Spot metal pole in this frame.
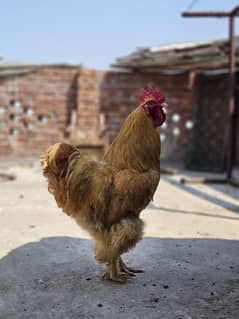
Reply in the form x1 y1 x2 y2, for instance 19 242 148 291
226 15 236 180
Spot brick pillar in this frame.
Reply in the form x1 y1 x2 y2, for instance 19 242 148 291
74 68 107 155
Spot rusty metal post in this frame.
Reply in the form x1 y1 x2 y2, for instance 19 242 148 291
226 15 236 180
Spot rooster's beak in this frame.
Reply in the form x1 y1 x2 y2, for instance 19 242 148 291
161 102 168 108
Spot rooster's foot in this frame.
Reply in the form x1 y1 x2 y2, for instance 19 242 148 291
102 270 129 283
102 260 130 283
119 258 144 275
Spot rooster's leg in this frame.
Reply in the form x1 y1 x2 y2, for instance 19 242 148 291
119 257 144 274
102 258 130 283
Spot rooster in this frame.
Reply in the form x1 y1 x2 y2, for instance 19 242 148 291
40 88 167 282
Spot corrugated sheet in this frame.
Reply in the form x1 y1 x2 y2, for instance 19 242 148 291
113 38 239 72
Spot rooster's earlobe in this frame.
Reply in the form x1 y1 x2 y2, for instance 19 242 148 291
161 102 168 108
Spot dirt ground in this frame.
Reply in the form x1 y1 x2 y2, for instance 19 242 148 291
0 161 239 319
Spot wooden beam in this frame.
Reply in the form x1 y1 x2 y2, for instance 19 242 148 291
182 11 230 18
182 6 239 18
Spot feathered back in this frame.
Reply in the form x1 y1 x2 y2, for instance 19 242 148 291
103 105 161 172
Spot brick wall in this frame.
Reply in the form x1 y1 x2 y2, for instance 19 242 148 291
0 67 79 157
0 66 194 161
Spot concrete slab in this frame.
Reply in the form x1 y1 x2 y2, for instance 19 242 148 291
0 163 239 319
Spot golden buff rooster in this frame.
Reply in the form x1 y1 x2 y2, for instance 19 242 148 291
40 88 167 282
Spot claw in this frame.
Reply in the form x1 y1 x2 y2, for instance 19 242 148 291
122 267 136 277
102 260 130 283
102 271 109 280
119 262 136 276
102 270 129 283
119 258 144 274
126 266 144 273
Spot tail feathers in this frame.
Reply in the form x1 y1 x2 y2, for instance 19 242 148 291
40 142 81 212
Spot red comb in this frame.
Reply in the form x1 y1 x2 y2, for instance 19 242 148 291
139 87 165 103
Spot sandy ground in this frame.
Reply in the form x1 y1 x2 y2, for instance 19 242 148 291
0 162 239 319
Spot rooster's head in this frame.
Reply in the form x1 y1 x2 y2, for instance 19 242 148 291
139 87 167 127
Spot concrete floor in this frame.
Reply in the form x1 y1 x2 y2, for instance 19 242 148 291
0 162 239 319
